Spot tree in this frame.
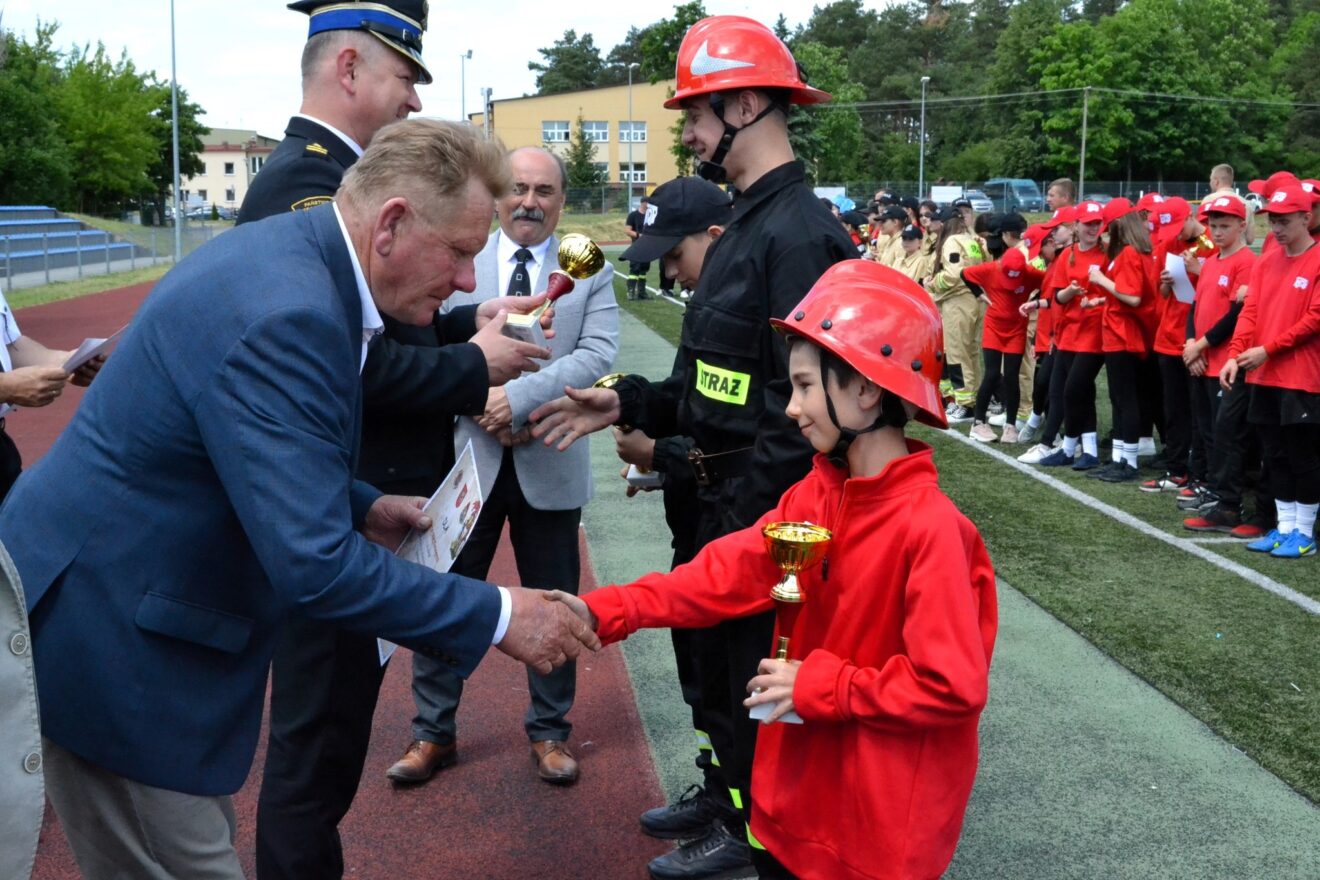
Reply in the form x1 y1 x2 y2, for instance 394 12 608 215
788 42 868 184
1272 11 1320 171
143 78 208 226
639 1 707 82
562 115 606 191
0 23 73 206
529 30 606 95
55 41 158 213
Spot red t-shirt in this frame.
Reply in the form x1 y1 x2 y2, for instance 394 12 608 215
1050 244 1107 353
1101 247 1153 354
1193 247 1255 375
1030 255 1054 354
1229 243 1320 392
963 250 1045 354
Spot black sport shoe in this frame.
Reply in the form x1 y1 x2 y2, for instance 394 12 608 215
647 823 753 879
640 785 725 840
1099 462 1140 483
1086 460 1120 479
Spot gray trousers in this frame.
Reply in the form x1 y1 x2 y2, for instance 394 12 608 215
410 454 581 744
43 739 243 880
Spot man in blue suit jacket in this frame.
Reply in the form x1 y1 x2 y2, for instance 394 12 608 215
0 119 599 879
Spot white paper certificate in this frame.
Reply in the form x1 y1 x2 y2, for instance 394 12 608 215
1165 252 1197 305
62 324 127 372
377 440 485 665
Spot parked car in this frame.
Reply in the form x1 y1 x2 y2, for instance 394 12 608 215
1244 192 1265 212
982 178 1045 212
959 189 995 214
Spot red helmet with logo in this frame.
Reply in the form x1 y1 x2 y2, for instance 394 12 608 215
771 261 948 429
665 16 831 110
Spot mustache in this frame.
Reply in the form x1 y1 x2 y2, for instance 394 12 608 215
511 206 545 223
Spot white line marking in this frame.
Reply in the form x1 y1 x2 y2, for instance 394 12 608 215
941 428 1320 616
643 285 687 308
1188 537 1254 545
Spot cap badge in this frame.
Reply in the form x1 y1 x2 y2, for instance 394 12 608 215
644 204 659 227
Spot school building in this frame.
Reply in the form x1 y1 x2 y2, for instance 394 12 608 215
176 128 281 212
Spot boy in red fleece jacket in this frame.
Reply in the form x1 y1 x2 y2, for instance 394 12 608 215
554 261 998 880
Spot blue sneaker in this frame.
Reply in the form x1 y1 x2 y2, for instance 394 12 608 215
1038 449 1073 466
1270 530 1316 559
1246 529 1285 553
1071 453 1101 471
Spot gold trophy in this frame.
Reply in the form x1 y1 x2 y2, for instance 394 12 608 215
749 521 831 725
593 372 659 489
502 233 605 348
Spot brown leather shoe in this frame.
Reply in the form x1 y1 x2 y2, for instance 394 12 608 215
385 740 457 785
530 740 578 785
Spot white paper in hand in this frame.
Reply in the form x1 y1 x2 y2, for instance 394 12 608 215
62 324 127 372
1164 252 1197 305
377 440 485 665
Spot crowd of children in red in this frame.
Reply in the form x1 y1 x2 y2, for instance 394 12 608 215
862 168 1319 560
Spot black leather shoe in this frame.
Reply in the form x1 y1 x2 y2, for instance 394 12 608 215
640 785 725 840
647 824 752 879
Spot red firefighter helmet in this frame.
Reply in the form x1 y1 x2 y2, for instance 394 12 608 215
770 261 948 429
665 16 831 110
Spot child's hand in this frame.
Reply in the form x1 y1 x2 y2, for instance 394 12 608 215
744 658 801 724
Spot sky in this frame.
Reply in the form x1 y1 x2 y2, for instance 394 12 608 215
2 0 855 139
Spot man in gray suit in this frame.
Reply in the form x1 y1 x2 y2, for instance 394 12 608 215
386 147 618 787
1 542 40 880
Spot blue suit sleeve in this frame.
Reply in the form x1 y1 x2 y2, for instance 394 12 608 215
192 305 500 675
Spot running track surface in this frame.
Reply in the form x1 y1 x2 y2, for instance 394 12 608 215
21 282 670 879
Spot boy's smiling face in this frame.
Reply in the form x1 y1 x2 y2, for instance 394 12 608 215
787 342 845 455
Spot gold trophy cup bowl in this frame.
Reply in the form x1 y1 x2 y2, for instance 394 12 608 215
750 521 831 725
503 234 605 347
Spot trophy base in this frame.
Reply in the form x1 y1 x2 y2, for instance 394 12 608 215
626 464 663 489
748 701 802 725
501 313 547 349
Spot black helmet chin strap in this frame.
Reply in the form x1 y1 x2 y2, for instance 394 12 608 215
697 92 781 184
820 355 882 468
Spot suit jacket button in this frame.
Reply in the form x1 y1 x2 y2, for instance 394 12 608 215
23 751 41 773
447 657 460 667
387 467 397 475
9 632 28 655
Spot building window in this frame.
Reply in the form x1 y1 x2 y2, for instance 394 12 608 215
542 121 570 143
224 162 235 176
619 163 646 183
593 162 608 178
582 121 608 142
619 121 647 143
250 156 264 175
198 189 208 201
225 187 236 203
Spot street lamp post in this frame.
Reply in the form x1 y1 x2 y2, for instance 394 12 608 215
627 62 639 210
918 75 931 200
460 50 472 120
170 0 182 261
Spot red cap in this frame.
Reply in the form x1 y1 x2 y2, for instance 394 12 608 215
1022 223 1053 259
1303 180 1320 199
1248 171 1301 197
1198 194 1247 220
666 16 831 110
771 261 947 428
1261 185 1317 215
1100 197 1134 231
1075 201 1106 224
1043 205 1077 229
1150 197 1192 246
1135 192 1166 213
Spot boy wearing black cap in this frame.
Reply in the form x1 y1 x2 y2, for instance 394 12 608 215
624 197 654 300
872 206 908 267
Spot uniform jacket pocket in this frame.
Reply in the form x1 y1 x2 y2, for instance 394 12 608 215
134 591 254 654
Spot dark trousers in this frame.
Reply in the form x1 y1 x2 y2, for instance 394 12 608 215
1104 351 1142 445
751 848 799 879
1256 421 1320 504
1063 352 1103 439
1039 350 1073 447
1137 354 1163 441
1208 379 1258 508
1157 353 1193 477
256 621 386 880
975 348 1023 423
0 425 21 504
410 452 581 744
1190 376 1223 481
1032 351 1052 417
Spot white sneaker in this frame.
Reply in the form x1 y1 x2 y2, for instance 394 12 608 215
1018 422 1039 445
947 405 974 424
1017 443 1056 464
988 411 1007 427
970 422 997 443
1138 436 1157 457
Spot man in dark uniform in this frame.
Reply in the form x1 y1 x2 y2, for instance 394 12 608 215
532 15 855 879
623 197 652 300
239 4 550 879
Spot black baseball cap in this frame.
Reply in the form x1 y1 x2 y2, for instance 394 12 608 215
951 197 973 210
900 223 924 241
878 206 907 223
290 0 432 84
932 205 959 223
621 177 733 263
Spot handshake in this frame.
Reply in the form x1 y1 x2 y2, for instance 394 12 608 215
495 587 600 675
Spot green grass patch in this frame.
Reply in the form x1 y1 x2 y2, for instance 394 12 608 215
8 265 169 310
616 297 1319 801
610 271 685 343
917 425 1320 802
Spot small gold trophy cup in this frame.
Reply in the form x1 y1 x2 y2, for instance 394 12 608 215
502 234 605 348
749 522 831 725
